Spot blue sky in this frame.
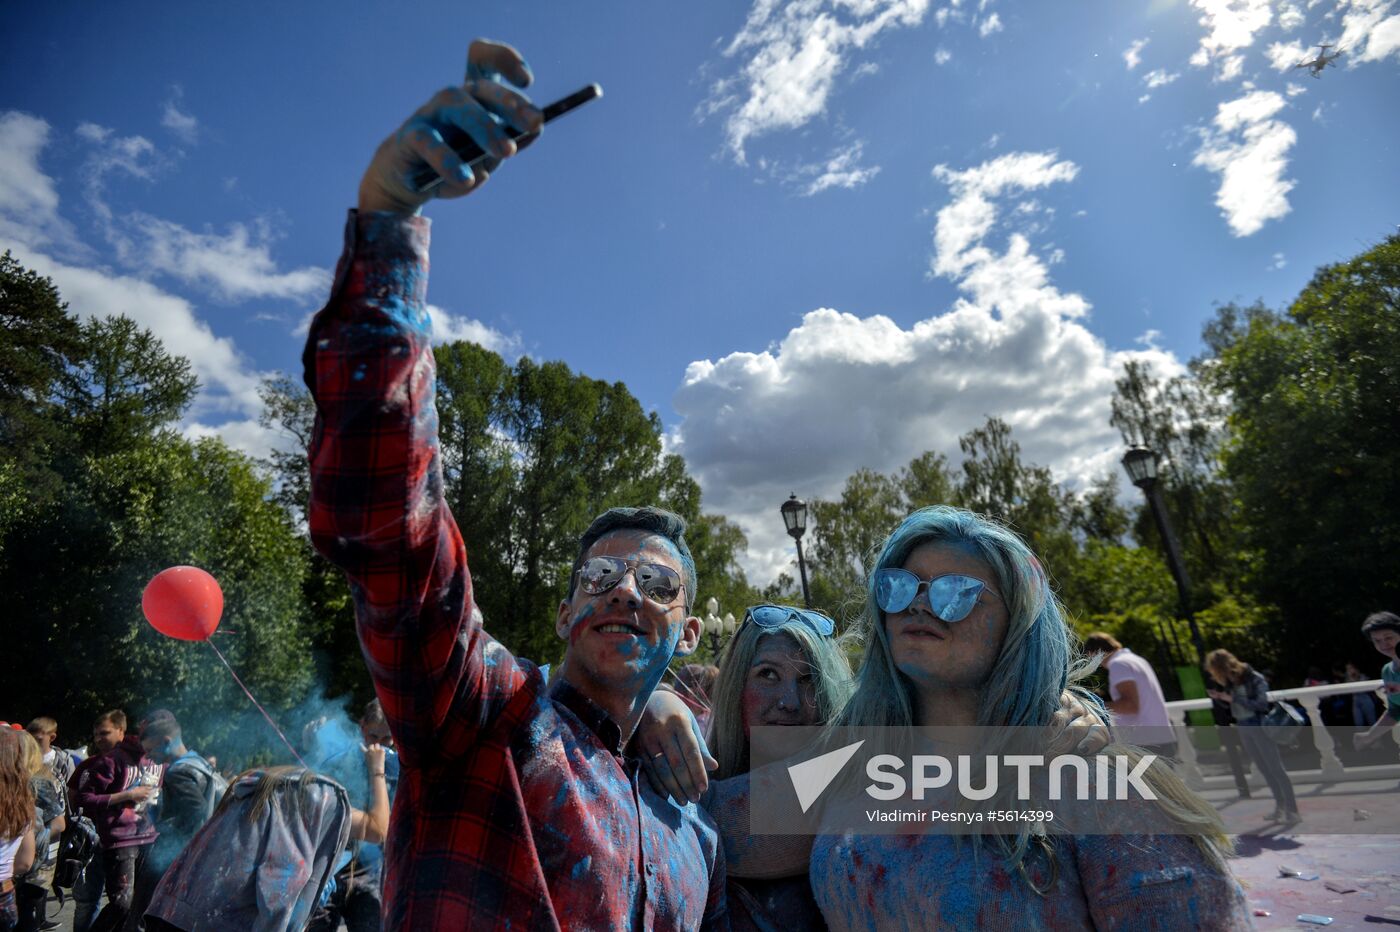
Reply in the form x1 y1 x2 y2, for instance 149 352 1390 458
3 0 1398 584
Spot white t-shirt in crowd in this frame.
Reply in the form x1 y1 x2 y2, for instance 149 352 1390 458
0 833 22 883
1105 648 1176 747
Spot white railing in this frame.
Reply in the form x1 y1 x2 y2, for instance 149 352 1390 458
1162 679 1398 791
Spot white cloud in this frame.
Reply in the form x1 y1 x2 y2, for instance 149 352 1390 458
0 108 322 463
670 150 1184 584
1337 0 1400 63
1188 0 1273 79
62 124 331 303
73 122 162 223
108 213 331 303
794 142 882 195
161 86 199 144
1143 68 1181 88
1192 89 1297 236
852 62 881 78
1269 251 1287 269
706 0 932 162
0 112 81 253
1216 53 1247 80
934 47 953 64
1267 40 1312 70
3 239 266 421
978 11 1003 36
1286 82 1309 95
184 418 283 463
1278 2 1307 30
1124 37 1149 69
427 304 520 356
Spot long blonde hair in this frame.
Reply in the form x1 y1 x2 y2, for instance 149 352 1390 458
18 731 53 782
0 729 35 839
707 610 855 780
215 766 321 824
1206 648 1248 685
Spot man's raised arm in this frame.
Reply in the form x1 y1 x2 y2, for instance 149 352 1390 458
303 41 544 767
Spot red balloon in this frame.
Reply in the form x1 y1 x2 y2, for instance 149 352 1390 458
142 566 223 641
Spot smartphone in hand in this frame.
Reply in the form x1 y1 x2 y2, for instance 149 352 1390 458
411 84 603 193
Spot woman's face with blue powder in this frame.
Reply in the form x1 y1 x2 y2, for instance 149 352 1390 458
882 542 1010 693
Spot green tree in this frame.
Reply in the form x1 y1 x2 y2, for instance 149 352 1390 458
257 374 367 704
1206 235 1400 666
0 287 310 747
0 252 82 527
956 416 1078 577
60 315 198 456
427 340 751 663
1110 358 1242 599
808 468 905 608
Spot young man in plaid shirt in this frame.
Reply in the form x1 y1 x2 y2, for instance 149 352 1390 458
304 38 727 931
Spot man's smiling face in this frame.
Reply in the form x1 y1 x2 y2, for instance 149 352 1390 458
556 529 700 695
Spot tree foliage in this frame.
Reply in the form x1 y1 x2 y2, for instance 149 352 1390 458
0 251 82 522
0 256 310 744
431 340 754 663
1204 235 1400 666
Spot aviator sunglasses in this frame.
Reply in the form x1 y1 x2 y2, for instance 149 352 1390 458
743 604 835 638
873 569 1002 622
576 556 685 605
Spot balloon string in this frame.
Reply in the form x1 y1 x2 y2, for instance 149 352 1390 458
206 640 308 768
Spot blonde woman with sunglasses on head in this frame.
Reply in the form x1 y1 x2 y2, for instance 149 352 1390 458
643 605 854 931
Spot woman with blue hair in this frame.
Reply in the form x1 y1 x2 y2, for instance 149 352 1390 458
643 506 1250 929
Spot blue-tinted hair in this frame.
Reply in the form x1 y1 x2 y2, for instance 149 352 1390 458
839 505 1071 729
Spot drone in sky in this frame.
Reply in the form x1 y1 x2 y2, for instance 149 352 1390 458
1295 44 1343 78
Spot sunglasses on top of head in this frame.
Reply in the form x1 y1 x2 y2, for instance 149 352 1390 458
576 556 686 605
872 569 1002 622
742 604 835 638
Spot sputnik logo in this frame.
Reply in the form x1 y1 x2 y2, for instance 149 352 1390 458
788 740 865 813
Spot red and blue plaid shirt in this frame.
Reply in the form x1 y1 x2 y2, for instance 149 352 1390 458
305 211 727 931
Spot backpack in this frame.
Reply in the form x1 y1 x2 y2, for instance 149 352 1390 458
52 812 99 891
169 752 228 824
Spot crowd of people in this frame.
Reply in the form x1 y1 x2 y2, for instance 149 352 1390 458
4 35 1400 932
0 701 395 932
1 601 1394 930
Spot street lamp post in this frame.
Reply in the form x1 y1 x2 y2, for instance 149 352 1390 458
780 493 812 609
1122 445 1249 797
1121 446 1205 663
702 597 737 658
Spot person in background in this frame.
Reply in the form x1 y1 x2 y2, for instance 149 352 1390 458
306 699 399 932
143 748 388 932
23 722 72 812
1344 661 1382 728
1205 649 1301 824
1 729 38 932
1354 612 1400 752
66 748 107 932
1083 632 1179 760
13 733 63 932
69 711 163 932
132 712 219 929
